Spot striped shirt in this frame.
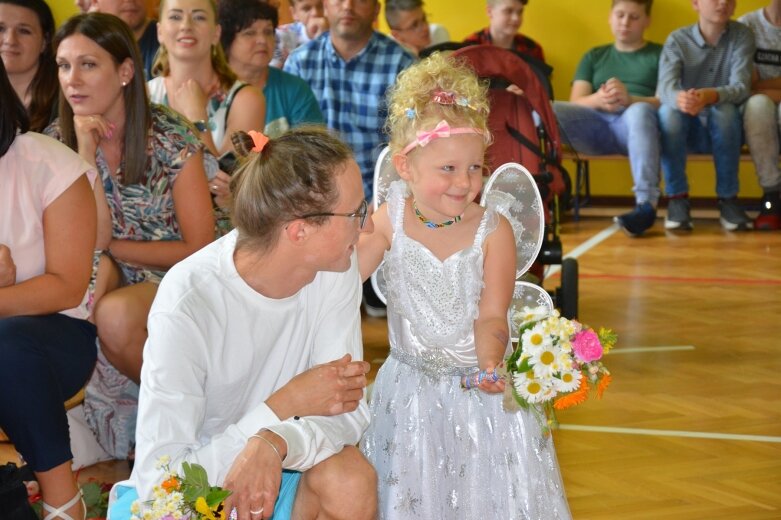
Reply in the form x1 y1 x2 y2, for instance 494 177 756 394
284 32 415 199
657 20 755 107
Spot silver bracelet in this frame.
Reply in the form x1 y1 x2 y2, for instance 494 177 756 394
250 432 284 463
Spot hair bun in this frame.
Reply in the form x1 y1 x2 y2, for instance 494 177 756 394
231 130 254 157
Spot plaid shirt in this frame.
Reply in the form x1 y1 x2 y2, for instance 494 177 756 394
284 32 415 199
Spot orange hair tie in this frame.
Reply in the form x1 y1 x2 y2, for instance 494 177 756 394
248 130 269 153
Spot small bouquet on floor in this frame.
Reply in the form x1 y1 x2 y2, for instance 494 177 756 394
131 456 231 520
504 306 616 433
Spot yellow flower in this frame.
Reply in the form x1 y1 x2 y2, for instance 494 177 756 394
195 496 217 520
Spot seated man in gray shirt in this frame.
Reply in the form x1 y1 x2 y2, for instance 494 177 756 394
657 0 755 231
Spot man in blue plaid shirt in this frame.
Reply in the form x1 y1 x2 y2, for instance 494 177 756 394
284 0 415 202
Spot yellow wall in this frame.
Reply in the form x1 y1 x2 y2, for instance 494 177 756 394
48 1 76 28
410 0 770 199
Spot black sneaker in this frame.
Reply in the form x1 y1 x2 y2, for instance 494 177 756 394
664 197 693 231
754 191 781 230
614 202 657 237
718 198 752 231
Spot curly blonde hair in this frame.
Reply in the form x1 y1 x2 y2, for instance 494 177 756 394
386 54 491 156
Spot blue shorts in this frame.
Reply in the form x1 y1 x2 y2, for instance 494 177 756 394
109 470 302 519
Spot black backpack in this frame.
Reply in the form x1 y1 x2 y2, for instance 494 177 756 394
0 463 38 520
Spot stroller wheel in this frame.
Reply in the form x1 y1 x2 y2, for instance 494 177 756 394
557 257 578 319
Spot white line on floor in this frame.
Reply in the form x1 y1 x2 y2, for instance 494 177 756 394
558 424 781 443
545 224 619 280
610 346 695 354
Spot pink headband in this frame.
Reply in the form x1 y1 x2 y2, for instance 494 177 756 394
400 120 484 156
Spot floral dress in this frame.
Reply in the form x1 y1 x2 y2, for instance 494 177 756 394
147 78 246 235
360 181 571 520
45 104 204 459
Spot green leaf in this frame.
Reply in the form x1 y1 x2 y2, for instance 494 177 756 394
205 487 232 507
511 384 530 410
516 359 532 374
80 481 109 518
181 462 210 502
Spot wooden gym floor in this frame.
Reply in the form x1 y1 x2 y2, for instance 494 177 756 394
3 209 780 519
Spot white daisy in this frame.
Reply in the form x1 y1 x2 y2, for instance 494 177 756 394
520 323 552 356
513 370 553 404
553 368 582 393
514 305 550 327
530 344 563 379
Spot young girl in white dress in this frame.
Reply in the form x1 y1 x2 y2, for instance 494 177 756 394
358 53 571 519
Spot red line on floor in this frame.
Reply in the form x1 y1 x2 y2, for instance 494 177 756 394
550 273 781 285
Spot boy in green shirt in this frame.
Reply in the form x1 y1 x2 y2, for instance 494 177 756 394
554 0 662 236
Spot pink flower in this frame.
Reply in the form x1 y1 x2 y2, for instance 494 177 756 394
572 329 603 362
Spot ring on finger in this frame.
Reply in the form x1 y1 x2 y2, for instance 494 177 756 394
250 507 264 516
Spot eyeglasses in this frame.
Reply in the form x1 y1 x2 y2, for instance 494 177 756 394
298 199 369 228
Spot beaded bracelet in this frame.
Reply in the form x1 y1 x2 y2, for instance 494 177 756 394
250 433 284 463
460 369 501 390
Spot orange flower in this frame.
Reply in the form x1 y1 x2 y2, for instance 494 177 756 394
553 379 589 410
161 476 180 493
596 374 612 398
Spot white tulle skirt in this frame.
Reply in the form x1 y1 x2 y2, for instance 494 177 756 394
360 354 572 520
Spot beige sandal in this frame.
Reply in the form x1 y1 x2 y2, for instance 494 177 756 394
42 488 85 520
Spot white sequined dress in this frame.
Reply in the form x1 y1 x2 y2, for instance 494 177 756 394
361 181 571 519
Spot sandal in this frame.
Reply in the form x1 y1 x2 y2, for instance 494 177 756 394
42 488 85 520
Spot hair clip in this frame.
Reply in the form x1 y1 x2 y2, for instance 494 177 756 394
432 89 477 111
432 90 456 105
405 108 416 119
248 130 269 153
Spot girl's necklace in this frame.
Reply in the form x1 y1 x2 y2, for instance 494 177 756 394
412 200 462 229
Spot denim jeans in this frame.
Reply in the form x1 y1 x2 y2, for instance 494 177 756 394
658 103 742 198
554 101 661 205
743 93 781 192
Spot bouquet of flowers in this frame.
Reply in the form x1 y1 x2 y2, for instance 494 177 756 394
131 456 231 520
503 306 616 433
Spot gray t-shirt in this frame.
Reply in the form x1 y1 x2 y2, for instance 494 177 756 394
739 8 781 81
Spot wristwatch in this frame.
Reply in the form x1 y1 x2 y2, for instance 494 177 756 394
193 119 209 133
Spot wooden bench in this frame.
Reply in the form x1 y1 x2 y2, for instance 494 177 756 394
562 150 756 220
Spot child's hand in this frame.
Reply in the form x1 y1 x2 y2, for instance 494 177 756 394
476 365 506 394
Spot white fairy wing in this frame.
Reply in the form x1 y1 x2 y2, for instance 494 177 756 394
369 146 400 305
372 146 401 211
480 162 544 279
508 281 554 343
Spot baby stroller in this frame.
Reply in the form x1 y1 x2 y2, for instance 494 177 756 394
450 45 578 319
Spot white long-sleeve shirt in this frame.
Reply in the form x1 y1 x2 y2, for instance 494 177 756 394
131 230 369 500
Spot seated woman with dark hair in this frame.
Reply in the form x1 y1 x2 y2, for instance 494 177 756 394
0 57 98 520
218 0 324 138
0 0 58 132
47 13 215 389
